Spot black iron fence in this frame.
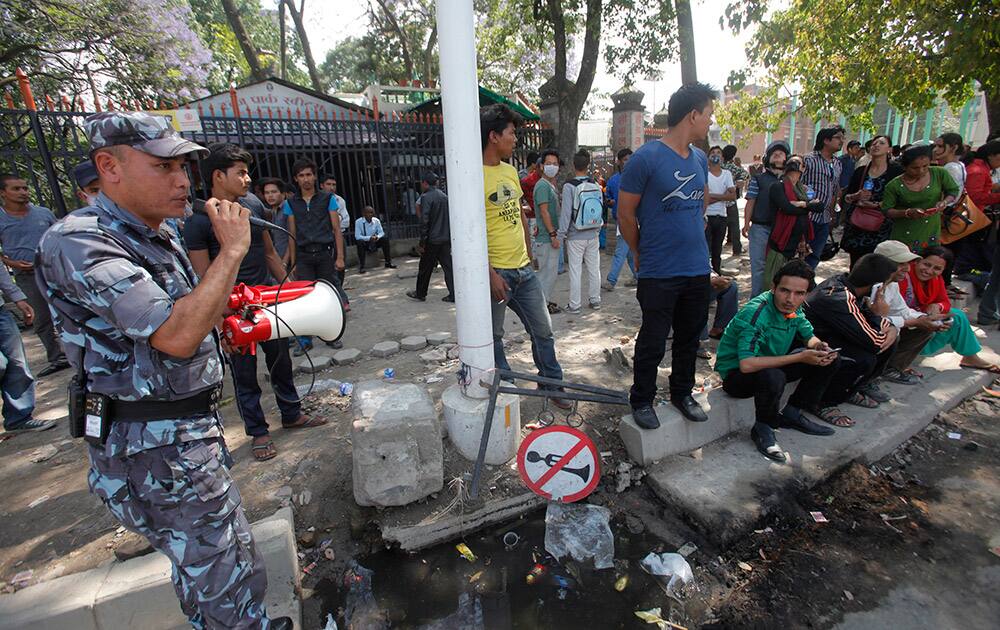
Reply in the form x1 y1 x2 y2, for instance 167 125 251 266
0 106 554 240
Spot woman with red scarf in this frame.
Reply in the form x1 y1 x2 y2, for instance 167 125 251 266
761 157 826 290
899 246 1000 372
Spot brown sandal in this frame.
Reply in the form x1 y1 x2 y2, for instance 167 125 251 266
811 406 855 428
252 437 277 461
282 414 328 429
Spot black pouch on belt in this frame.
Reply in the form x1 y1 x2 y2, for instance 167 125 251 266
83 393 112 446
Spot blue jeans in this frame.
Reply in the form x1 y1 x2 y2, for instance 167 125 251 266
805 220 831 269
748 223 772 297
491 266 563 385
607 235 636 286
598 226 607 249
0 310 35 429
557 242 565 274
701 282 739 340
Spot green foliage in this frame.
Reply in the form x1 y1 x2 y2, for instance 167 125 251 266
718 0 1000 134
603 0 680 83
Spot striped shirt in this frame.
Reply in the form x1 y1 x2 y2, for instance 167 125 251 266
802 151 842 224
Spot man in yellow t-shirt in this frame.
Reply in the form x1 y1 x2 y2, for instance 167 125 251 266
481 104 568 408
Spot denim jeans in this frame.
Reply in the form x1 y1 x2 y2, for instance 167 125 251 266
977 240 1000 325
491 266 563 385
598 225 607 249
630 275 710 407
606 233 635 286
805 220 831 269
700 282 739 340
557 242 565 274
0 310 35 429
748 223 772 297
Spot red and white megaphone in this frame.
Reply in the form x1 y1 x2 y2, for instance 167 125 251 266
222 280 345 353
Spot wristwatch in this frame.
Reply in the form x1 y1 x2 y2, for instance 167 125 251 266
549 231 557 238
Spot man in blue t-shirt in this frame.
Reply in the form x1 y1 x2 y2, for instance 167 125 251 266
617 83 716 430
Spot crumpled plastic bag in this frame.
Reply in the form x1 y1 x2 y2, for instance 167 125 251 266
418 593 484 629
342 560 388 629
640 552 693 594
544 502 614 570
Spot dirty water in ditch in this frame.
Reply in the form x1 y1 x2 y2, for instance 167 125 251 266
315 510 688 629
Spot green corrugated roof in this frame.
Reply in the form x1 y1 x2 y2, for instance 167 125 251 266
408 86 540 121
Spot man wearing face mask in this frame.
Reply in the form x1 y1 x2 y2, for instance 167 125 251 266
742 140 790 296
73 160 102 208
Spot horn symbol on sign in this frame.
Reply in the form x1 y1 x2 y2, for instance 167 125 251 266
526 450 591 482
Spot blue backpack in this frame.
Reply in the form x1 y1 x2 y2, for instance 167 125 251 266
571 178 604 231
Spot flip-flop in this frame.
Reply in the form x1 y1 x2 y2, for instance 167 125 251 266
811 406 856 428
282 415 328 429
252 438 277 462
960 363 1000 374
847 391 879 408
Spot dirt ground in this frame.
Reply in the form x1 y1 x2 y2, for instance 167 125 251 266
3 223 996 630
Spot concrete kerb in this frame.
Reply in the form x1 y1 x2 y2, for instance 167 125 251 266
0 507 300 630
642 344 999 544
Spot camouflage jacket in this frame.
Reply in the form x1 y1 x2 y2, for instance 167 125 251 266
35 193 224 457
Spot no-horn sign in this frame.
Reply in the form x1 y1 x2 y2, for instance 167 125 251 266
517 425 600 502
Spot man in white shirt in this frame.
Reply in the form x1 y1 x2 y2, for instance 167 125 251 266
354 206 396 273
320 174 351 235
870 240 949 385
705 146 736 274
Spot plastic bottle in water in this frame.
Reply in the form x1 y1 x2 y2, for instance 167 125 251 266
339 382 354 396
383 368 395 380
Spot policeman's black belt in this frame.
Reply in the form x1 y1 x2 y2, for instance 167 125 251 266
111 386 223 422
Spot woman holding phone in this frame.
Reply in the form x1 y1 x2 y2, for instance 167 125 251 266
881 143 960 253
898 246 1000 373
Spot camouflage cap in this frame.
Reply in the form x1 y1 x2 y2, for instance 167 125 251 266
71 160 98 188
85 112 208 159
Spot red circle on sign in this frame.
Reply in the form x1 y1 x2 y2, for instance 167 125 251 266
517 425 601 503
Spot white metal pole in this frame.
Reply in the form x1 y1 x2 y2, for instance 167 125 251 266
437 0 493 399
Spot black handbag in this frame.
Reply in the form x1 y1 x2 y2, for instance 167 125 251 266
820 230 840 261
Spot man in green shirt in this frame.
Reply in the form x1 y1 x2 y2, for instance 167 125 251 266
533 149 563 313
715 259 842 462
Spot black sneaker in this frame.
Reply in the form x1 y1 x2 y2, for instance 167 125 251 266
406 290 426 302
37 361 70 377
7 418 56 432
631 405 660 430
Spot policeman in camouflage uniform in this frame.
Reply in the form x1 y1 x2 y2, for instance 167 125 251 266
35 112 292 630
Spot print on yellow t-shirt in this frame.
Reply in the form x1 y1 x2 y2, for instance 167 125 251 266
483 162 531 269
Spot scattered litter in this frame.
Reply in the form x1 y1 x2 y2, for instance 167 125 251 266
990 546 1000 558
339 382 354 396
456 543 477 563
301 561 317 575
29 444 59 462
677 542 698 557
737 561 753 572
10 570 32 588
383 368 396 380
614 575 629 591
425 376 443 384
298 489 312 506
634 607 687 629
27 495 49 509
0 433 14 443
880 513 905 534
544 502 614 570
469 570 484 583
758 548 767 561
809 511 828 523
297 378 341 397
753 527 774 535
599 450 613 459
418 592 484 629
115 526 126 535
322 613 339 630
640 552 693 594
947 432 962 440
324 548 336 561
844 590 854 601
964 441 980 452
275 486 293 499
525 563 547 585
502 531 520 550
343 561 388 629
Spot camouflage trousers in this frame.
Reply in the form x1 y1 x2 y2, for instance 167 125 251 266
88 437 273 629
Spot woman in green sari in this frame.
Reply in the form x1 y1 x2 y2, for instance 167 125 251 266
881 143 959 252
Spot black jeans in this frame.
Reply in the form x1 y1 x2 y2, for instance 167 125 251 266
295 245 346 331
723 359 841 429
357 237 393 268
414 241 455 298
228 339 301 437
630 275 710 408
726 203 743 254
821 337 897 406
705 215 727 274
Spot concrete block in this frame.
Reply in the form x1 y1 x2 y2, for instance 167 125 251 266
351 380 443 506
644 348 998 544
0 508 300 630
443 383 521 465
332 348 362 365
0 563 112 630
619 386 795 466
401 335 428 351
419 348 448 364
426 332 453 346
371 341 400 358
297 355 331 374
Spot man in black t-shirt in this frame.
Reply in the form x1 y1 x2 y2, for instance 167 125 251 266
186 144 326 462
406 172 454 302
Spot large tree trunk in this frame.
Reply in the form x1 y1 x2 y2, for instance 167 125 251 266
222 0 265 81
423 25 437 83
674 0 697 85
546 0 602 169
283 0 323 91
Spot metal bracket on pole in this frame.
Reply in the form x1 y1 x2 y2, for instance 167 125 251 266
467 369 629 499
